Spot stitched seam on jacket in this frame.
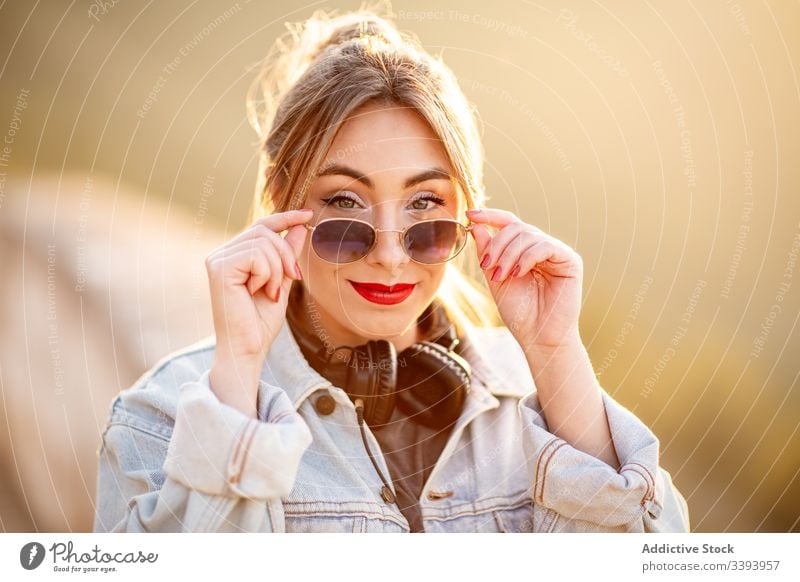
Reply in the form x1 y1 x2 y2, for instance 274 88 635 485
627 461 656 503
99 395 124 450
424 498 533 522
533 437 562 503
541 506 558 532
190 494 216 532
270 410 294 424
284 510 393 518
108 413 173 440
620 464 651 506
130 343 216 394
228 422 246 483
229 419 255 484
205 496 231 532
236 420 260 485
440 492 531 510
105 420 172 444
539 441 568 504
284 510 407 529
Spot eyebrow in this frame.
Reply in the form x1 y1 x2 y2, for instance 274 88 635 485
317 163 453 189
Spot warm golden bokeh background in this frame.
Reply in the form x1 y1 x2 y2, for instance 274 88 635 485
0 1 797 532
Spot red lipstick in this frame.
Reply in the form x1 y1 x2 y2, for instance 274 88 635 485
348 281 416 305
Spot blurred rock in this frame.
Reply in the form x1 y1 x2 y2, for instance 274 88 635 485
0 174 222 531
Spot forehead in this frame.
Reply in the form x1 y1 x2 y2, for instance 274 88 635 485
322 103 453 175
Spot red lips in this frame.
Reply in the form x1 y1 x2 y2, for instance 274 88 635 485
351 282 415 292
348 281 416 305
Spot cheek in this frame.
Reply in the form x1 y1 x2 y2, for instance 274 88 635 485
302 254 337 290
414 265 446 297
427 265 447 284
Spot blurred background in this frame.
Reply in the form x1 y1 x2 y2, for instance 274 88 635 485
0 0 797 533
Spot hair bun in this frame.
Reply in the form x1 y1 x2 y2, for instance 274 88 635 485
323 14 401 48
303 10 403 62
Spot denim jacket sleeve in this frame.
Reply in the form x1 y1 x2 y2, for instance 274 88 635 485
93 368 313 532
518 388 691 533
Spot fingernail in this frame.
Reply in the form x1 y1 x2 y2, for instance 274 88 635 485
275 288 281 302
300 208 314 213
294 262 303 280
511 265 521 278
480 254 491 269
491 266 502 282
466 208 481 215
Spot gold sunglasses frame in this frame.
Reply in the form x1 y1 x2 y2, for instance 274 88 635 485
303 217 475 265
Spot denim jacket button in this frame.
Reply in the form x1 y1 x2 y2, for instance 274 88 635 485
314 394 336 415
380 485 396 504
427 490 454 501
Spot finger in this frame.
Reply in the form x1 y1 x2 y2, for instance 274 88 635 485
214 245 272 295
277 270 299 306
214 239 281 300
260 239 284 302
469 223 492 258
479 222 527 271
261 226 303 282
514 240 575 279
243 246 273 297
256 208 315 234
206 225 268 266
224 210 311 268
465 207 524 229
488 232 535 283
222 222 280 250
283 222 309 259
212 234 300 284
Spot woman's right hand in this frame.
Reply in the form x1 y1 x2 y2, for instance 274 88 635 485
205 208 314 416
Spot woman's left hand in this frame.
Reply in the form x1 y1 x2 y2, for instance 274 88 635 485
466 207 584 350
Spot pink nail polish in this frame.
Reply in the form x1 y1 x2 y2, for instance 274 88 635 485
480 254 491 268
511 265 521 278
491 266 502 281
294 262 303 280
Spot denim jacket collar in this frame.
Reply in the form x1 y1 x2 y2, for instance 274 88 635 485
257 316 529 418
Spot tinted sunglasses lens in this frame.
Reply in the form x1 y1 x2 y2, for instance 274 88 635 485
311 219 374 263
405 221 467 264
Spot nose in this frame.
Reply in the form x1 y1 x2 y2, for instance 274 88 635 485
365 220 409 271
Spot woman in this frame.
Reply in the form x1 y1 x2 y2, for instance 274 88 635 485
93 8 690 533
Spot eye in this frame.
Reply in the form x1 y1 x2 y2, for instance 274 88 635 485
320 191 364 210
408 192 446 211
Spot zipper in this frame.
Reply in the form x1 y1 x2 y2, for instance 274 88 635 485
353 398 396 504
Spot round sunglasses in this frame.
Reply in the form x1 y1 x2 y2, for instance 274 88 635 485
304 217 474 265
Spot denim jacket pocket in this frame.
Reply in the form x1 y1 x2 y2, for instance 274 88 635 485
284 514 367 533
283 502 405 533
492 502 535 533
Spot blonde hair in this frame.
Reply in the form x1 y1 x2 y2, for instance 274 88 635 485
245 1 501 331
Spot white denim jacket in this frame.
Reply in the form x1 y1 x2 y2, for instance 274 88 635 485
92 320 691 533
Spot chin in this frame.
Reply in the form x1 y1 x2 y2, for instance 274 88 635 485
344 290 425 334
342 310 414 340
